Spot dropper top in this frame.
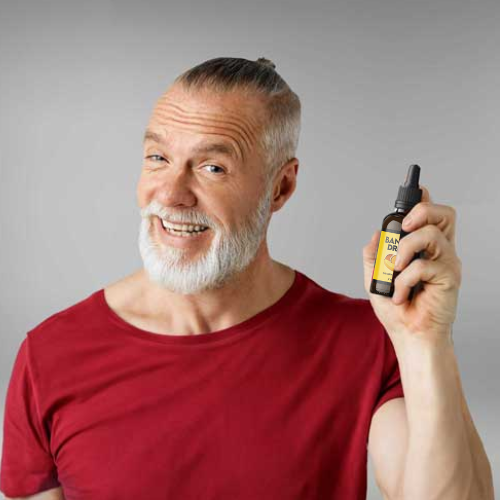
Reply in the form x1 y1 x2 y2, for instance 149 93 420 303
403 164 420 188
395 164 423 210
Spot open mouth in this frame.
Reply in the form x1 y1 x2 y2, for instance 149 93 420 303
157 217 210 238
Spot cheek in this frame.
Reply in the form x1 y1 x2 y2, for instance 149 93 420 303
136 185 147 207
204 197 242 233
136 176 157 204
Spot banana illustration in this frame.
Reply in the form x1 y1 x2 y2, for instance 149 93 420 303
384 253 397 272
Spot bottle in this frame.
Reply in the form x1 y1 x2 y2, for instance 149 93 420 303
370 164 425 300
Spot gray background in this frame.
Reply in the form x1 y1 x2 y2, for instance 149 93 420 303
1 0 498 497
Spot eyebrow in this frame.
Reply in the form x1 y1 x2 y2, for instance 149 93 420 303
143 130 239 160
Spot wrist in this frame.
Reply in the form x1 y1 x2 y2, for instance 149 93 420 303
394 324 454 355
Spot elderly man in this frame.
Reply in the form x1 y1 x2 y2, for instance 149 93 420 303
1 57 494 500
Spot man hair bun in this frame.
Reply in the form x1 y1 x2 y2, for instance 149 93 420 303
256 57 276 70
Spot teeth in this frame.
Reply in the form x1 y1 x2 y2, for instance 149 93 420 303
165 227 205 237
160 218 208 233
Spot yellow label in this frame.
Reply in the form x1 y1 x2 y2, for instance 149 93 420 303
372 230 400 283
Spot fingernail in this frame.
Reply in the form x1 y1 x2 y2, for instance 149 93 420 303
403 215 412 227
394 255 401 269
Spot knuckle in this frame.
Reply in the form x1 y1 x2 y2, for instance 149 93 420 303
394 274 404 287
414 258 426 273
426 224 441 238
410 205 421 218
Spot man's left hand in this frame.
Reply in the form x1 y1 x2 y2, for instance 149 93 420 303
363 185 462 346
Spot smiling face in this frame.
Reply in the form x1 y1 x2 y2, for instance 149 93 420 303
136 84 277 295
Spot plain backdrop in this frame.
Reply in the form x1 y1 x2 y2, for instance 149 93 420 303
1 0 499 497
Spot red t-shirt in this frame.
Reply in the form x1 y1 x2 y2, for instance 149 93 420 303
1 269 404 499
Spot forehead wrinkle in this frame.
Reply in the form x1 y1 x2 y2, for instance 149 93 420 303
162 99 259 138
154 106 254 156
153 112 248 160
143 123 245 159
156 99 258 155
152 108 252 162
144 128 240 160
155 120 246 160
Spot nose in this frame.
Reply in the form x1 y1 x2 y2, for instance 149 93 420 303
156 167 197 209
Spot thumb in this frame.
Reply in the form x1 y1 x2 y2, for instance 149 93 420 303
363 230 380 293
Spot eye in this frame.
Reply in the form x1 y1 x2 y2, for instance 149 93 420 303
204 164 225 174
145 155 165 162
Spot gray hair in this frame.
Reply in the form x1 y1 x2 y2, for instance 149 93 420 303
172 57 301 186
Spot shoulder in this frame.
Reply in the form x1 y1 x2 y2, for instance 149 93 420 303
22 271 143 362
298 270 385 343
25 288 100 349
299 270 379 321
15 289 105 398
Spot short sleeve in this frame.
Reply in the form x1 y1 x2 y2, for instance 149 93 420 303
0 337 61 497
372 326 405 416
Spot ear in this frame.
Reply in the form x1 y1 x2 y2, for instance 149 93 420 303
271 158 299 212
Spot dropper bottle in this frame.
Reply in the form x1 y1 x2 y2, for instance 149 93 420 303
370 164 424 300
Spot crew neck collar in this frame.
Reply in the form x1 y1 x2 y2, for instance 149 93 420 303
94 269 306 348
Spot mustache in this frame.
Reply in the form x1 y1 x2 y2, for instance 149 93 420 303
141 204 213 227
156 214 211 226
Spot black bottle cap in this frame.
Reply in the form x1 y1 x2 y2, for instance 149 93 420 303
395 164 423 210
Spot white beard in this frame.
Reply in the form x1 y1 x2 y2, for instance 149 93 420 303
138 181 274 295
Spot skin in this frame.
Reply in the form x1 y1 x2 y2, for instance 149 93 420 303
363 187 494 499
105 83 300 336
9 84 301 500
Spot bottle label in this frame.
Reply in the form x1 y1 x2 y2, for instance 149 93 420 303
372 229 400 283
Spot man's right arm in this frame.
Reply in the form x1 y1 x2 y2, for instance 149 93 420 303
1 339 62 500
4 485 65 500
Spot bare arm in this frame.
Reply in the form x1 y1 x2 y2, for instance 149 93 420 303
398 334 494 500
456 360 495 500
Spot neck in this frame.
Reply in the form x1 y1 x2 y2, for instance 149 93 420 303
134 249 294 336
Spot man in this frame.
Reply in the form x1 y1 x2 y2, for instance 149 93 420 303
0 57 494 500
